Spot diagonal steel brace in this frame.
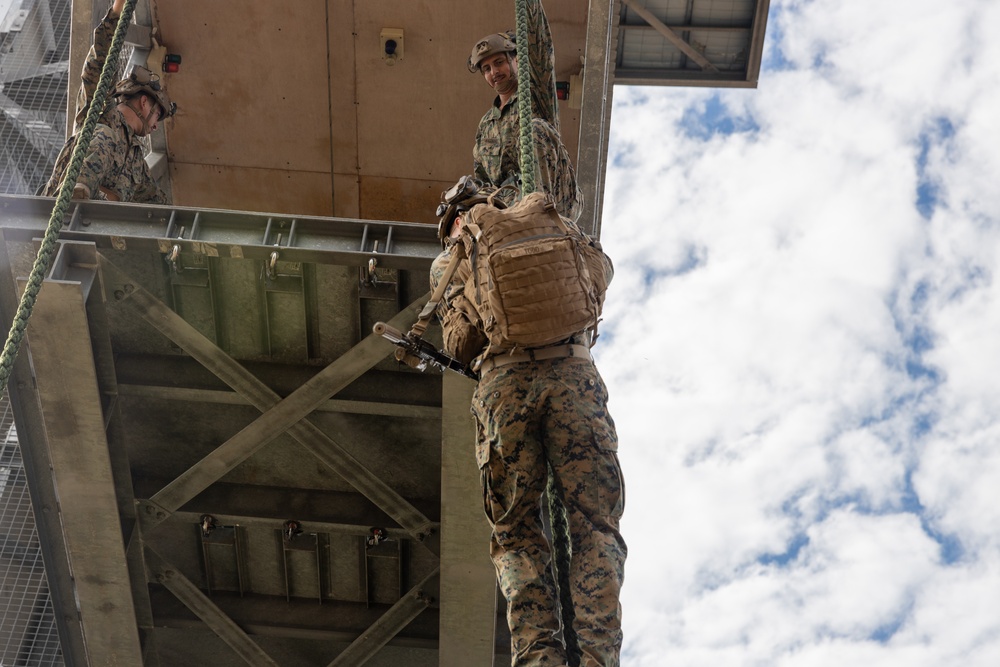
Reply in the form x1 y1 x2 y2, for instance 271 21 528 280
145 546 280 667
621 0 720 72
327 569 440 667
100 256 440 554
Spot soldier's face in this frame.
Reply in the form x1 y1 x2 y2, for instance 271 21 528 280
125 96 153 135
133 95 166 135
481 53 516 95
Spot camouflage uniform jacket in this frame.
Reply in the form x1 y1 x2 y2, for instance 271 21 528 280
41 8 167 203
472 0 582 221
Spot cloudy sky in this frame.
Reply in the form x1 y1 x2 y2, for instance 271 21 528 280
597 1 1000 665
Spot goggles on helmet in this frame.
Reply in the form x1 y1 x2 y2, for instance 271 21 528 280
437 175 491 246
436 175 481 218
114 66 177 120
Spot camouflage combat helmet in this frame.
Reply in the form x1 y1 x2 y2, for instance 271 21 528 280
113 66 176 119
467 32 516 73
436 175 503 245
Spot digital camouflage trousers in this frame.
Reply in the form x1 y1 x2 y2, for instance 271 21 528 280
471 356 626 666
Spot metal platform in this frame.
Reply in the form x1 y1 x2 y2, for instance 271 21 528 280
0 194 500 666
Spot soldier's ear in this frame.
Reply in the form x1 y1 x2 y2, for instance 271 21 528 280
450 213 465 238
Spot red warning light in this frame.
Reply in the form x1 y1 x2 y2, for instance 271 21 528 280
163 54 181 73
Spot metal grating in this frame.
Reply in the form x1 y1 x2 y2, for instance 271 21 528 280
0 393 66 667
1 1 72 662
0 0 71 195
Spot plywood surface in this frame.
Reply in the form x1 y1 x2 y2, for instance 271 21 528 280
152 0 587 220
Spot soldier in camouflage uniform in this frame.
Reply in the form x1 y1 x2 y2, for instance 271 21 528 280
42 0 174 203
468 0 583 222
431 179 626 667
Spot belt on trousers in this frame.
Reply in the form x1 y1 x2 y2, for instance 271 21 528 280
478 344 592 374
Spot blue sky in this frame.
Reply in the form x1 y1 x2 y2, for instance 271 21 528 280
598 1 1000 664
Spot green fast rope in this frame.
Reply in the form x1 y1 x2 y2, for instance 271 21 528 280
547 462 580 665
514 0 537 195
515 1 577 661
0 0 137 392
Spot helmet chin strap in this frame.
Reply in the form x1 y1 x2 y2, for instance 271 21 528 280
124 97 158 135
141 105 159 135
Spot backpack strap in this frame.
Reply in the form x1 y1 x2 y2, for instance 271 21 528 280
486 184 518 209
547 207 570 234
462 221 486 304
410 243 465 338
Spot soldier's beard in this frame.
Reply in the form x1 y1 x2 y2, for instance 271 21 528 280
494 76 517 97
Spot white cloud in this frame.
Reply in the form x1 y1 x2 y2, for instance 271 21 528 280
601 0 1000 664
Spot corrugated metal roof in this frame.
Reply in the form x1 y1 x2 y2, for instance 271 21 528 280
616 0 770 86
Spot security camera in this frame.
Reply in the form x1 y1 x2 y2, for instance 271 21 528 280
380 28 404 64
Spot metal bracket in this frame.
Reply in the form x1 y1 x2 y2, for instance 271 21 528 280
261 218 301 286
198 517 246 597
163 211 189 273
279 521 325 604
46 240 98 299
358 227 399 301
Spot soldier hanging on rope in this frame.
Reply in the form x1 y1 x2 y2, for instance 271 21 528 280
424 176 627 667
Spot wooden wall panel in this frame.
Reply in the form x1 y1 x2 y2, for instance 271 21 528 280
156 0 332 192
170 164 334 217
329 0 360 177
333 173 360 219
359 175 448 225
152 0 587 219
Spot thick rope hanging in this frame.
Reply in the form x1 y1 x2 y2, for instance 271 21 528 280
546 461 580 663
515 0 578 662
514 0 537 195
0 0 138 392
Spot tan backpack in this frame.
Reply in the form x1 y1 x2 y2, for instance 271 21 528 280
459 191 611 349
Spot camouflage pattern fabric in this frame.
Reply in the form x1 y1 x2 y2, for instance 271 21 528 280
477 117 583 222
430 246 487 367
41 8 167 203
431 243 626 665
472 357 626 666
472 0 583 222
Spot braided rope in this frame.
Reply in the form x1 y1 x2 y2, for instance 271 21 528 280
547 462 581 665
517 1 576 659
0 0 138 391
514 0 537 195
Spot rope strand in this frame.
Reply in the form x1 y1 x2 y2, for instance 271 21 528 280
517 1 577 661
514 0 537 195
547 462 581 665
